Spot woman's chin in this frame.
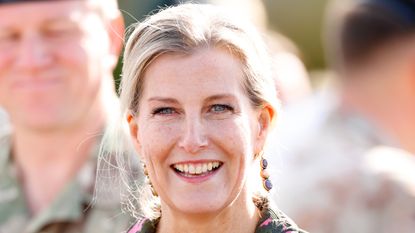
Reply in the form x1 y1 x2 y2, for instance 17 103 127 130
166 197 228 216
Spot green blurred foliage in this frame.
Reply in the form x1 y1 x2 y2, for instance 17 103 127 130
113 0 331 90
263 0 329 70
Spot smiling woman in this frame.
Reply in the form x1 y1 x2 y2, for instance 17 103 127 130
99 3 306 233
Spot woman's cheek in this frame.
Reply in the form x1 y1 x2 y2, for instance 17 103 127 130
141 122 180 155
209 118 252 149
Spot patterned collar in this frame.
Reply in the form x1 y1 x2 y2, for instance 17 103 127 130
127 207 306 233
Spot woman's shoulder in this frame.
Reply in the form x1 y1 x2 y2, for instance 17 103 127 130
127 217 158 233
255 207 308 233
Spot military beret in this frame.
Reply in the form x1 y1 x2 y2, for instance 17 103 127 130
365 0 415 24
0 0 61 4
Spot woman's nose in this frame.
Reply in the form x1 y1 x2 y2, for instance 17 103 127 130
178 116 208 154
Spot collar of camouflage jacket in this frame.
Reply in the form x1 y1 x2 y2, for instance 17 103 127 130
0 133 111 233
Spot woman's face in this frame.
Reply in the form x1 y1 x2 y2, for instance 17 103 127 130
128 47 270 215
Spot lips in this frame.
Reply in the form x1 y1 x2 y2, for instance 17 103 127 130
171 161 223 177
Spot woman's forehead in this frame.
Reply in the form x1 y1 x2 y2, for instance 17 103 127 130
144 47 243 84
140 47 248 101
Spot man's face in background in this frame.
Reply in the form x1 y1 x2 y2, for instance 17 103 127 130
0 0 119 131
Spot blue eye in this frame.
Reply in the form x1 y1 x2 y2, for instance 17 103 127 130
152 107 175 115
210 104 233 113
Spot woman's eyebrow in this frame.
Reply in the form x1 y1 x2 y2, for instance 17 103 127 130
204 94 237 102
147 97 179 104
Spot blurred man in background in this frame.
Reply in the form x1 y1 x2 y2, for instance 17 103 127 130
0 0 133 232
0 107 10 136
274 0 415 232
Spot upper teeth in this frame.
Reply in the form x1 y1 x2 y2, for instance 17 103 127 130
174 162 220 174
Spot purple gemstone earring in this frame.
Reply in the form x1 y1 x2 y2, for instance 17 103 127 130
143 163 158 197
260 157 273 191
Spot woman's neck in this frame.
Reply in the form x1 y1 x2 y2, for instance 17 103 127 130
157 190 260 233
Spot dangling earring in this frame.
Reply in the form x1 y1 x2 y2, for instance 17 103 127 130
260 155 273 192
142 163 158 197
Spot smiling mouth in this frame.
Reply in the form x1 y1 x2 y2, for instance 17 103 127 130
171 161 223 177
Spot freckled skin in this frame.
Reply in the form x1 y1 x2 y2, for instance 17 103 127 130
129 47 267 216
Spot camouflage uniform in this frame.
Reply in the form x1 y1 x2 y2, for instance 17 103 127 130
272 100 415 233
0 108 10 136
0 134 134 233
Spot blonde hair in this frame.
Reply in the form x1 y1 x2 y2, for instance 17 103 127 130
100 3 280 220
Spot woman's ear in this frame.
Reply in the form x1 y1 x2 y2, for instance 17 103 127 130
127 113 141 151
254 105 276 154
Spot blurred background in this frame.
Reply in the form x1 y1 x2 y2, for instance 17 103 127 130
119 0 329 69
116 0 329 85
